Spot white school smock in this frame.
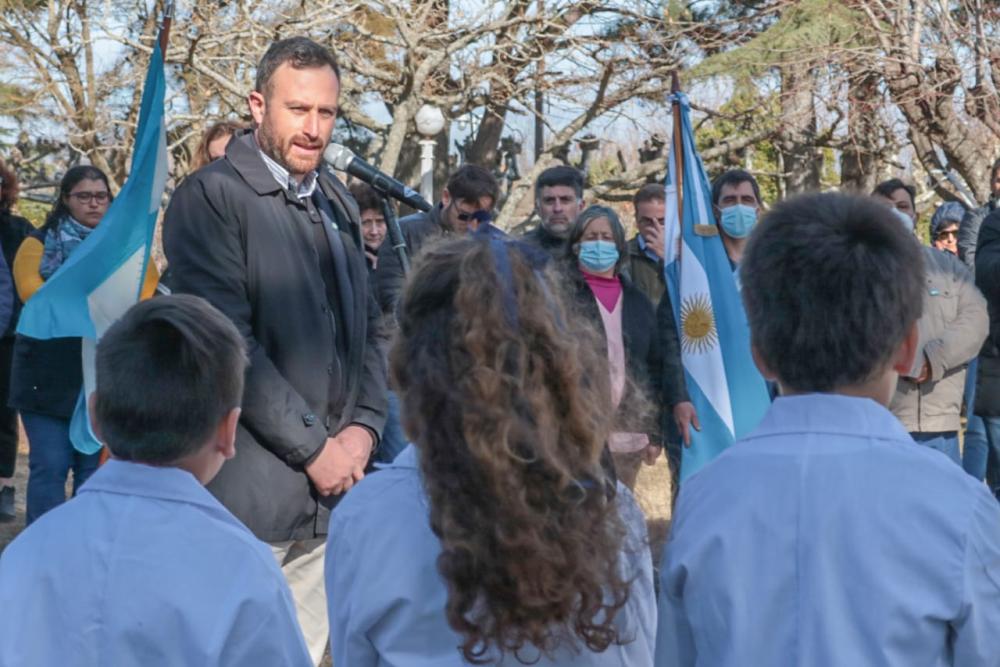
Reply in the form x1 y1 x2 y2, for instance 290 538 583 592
325 444 656 666
0 459 312 666
657 393 1000 667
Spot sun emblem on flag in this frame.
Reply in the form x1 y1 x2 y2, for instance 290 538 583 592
680 293 718 354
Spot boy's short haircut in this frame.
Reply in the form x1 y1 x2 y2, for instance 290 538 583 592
535 165 585 200
446 164 499 205
95 295 249 465
710 169 762 207
632 182 665 208
741 192 924 393
872 178 916 208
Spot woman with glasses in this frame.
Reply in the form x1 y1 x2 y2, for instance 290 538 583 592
10 165 158 524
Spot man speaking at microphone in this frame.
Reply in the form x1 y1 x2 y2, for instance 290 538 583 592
163 37 386 665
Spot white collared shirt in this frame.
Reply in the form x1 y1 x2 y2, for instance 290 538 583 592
258 148 318 199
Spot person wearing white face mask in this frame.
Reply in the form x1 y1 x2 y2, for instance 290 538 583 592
565 205 664 489
872 179 988 467
711 169 764 267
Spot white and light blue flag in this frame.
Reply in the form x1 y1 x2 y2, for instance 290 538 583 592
17 42 167 454
662 91 770 480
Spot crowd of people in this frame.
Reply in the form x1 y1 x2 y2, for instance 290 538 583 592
0 35 1000 666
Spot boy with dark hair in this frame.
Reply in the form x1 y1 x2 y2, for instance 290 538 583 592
0 295 312 666
658 193 1000 665
376 163 505 314
522 165 585 258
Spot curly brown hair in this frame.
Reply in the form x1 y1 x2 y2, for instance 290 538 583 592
0 158 18 213
390 237 632 664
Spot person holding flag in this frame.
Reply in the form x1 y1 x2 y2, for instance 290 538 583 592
660 85 771 485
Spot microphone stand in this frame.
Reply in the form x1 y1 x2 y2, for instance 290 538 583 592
375 186 411 277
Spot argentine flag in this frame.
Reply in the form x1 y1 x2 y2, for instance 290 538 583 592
662 92 770 480
17 42 168 454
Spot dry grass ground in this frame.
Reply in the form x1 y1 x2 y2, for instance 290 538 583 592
0 437 28 554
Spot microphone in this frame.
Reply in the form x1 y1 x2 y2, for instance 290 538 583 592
324 143 432 212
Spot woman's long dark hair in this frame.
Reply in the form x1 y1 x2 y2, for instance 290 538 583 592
390 237 631 664
43 165 112 232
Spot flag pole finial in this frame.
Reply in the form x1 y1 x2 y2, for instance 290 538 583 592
158 2 174 53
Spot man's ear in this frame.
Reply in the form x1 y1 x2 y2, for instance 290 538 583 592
751 344 777 382
215 408 241 461
440 188 451 208
892 322 920 375
248 90 266 127
87 392 103 442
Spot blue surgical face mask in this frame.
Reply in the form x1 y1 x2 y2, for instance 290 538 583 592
579 240 619 272
719 204 758 238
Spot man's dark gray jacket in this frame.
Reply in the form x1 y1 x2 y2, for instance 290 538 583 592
163 131 387 542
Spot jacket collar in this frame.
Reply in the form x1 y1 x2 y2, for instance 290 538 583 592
375 443 419 471
225 129 289 197
744 393 911 445
80 459 244 526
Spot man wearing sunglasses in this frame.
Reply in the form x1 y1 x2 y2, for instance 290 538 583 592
376 164 504 315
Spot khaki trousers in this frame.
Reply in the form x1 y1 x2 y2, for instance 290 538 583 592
270 537 328 666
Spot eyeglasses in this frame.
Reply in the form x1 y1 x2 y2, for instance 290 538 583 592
68 191 110 204
936 230 958 240
455 209 492 223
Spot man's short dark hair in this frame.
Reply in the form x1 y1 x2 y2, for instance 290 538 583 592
741 192 923 393
633 183 665 208
710 169 762 208
872 178 916 208
446 164 499 205
255 37 341 97
349 181 384 213
535 165 584 200
95 295 249 465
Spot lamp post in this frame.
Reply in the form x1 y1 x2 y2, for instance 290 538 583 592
415 104 445 202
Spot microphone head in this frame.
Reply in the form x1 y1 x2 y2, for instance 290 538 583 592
324 143 355 171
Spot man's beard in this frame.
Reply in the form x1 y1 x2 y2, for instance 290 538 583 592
257 118 322 177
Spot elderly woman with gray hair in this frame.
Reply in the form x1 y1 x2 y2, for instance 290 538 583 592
565 205 664 489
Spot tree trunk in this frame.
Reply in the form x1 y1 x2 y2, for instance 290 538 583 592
776 67 820 195
840 71 880 194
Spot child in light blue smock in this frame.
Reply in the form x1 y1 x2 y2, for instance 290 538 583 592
0 295 312 666
658 193 1000 666
326 237 656 666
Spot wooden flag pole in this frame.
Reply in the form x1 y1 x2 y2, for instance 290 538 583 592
671 71 684 259
159 2 174 53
